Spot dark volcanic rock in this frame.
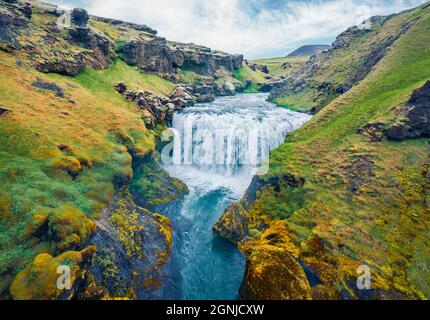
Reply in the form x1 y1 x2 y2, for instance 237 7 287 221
35 52 86 76
243 174 305 209
0 5 28 52
32 77 64 97
385 81 430 140
69 27 115 69
18 3 32 19
71 8 89 28
0 106 11 117
89 191 172 299
120 38 173 74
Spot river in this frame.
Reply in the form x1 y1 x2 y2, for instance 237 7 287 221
161 93 311 300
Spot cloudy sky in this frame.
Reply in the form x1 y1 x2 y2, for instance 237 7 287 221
48 0 427 58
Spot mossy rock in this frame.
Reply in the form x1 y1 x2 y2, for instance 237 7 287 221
10 246 96 300
48 205 96 251
241 245 312 300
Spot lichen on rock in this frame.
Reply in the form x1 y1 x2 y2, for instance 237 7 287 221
10 246 96 300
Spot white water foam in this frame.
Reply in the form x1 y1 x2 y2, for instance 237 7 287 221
164 93 311 196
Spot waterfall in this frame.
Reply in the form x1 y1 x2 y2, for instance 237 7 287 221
165 93 311 194
161 93 311 300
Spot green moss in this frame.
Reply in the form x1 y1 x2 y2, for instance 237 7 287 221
48 205 96 251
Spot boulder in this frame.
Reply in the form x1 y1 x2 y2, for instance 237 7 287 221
240 245 312 300
71 8 89 28
10 246 96 300
385 81 430 140
0 106 11 117
88 191 174 299
213 202 249 243
114 82 127 94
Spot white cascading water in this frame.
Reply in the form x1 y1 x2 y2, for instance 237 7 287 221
162 93 311 299
165 93 311 196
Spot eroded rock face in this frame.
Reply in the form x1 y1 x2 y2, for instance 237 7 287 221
114 83 188 128
120 37 173 73
385 81 430 140
0 4 28 52
68 28 115 69
240 245 312 300
89 191 173 299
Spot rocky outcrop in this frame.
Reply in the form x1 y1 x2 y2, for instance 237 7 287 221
168 42 243 76
118 38 243 78
213 202 249 243
89 191 173 299
71 8 89 28
385 81 430 140
10 246 96 300
240 245 312 300
0 2 28 52
114 82 186 128
68 27 115 70
1 1 242 83
130 153 189 210
246 62 269 74
119 37 173 74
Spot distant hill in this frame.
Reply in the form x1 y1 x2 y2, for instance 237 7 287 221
287 45 331 57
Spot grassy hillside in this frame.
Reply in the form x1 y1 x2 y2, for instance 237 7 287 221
234 64 268 93
228 3 430 299
0 49 174 296
253 56 309 78
270 4 430 113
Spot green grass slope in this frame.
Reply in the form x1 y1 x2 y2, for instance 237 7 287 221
253 56 309 78
270 3 430 113
238 3 430 299
0 50 174 296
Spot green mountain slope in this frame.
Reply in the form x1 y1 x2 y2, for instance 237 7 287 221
269 3 430 114
217 3 430 299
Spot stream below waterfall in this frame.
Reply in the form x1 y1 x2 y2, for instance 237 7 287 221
161 93 311 300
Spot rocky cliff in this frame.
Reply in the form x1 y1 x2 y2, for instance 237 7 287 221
0 0 244 96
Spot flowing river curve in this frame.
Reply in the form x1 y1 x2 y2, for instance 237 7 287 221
161 93 311 300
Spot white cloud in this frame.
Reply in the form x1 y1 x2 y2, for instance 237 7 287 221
52 0 427 58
